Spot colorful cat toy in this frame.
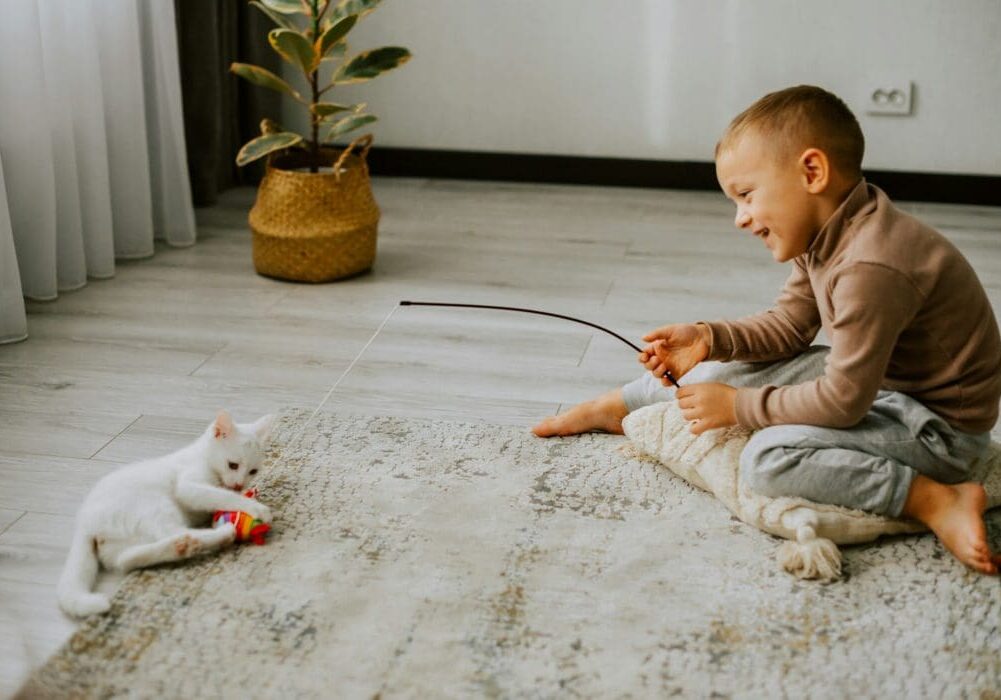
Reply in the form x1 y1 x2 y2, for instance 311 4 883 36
212 488 271 545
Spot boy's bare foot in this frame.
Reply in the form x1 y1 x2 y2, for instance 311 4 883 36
902 475 1000 575
532 389 630 437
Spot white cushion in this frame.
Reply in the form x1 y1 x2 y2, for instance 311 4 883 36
622 401 1001 581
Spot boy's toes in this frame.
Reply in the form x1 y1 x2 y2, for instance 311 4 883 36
531 416 559 437
971 545 993 568
967 550 997 574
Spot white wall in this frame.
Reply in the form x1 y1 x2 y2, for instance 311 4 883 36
282 0 1001 175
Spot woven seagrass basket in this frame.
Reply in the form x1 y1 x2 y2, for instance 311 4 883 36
248 134 379 282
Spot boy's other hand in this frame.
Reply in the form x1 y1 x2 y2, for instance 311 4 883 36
676 383 737 435
638 323 711 384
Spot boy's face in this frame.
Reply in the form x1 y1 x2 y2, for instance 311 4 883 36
715 130 822 263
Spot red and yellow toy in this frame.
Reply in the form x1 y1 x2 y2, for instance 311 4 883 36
212 488 271 546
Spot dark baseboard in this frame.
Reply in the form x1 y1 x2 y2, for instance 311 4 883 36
366 146 1000 207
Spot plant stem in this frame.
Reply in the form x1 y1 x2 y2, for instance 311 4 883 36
310 0 320 172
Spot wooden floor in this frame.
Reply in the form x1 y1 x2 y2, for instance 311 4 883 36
1 177 999 694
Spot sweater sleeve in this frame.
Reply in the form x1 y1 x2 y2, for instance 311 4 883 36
733 263 922 429
700 259 822 362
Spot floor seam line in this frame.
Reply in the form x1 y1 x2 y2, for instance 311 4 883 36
188 344 227 377
576 335 593 367
88 414 144 460
0 511 27 537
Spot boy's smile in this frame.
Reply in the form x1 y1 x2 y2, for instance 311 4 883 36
715 130 831 263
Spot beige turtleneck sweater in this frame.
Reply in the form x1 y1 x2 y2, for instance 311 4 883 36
700 179 1001 434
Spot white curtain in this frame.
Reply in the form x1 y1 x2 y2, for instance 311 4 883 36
0 0 196 344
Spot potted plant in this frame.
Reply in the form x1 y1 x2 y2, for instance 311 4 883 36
231 0 411 282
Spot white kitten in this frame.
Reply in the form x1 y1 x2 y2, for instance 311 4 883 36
58 410 275 617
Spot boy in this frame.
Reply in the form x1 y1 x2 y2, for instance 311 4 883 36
533 85 1001 575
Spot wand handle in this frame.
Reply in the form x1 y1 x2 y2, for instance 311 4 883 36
399 301 681 388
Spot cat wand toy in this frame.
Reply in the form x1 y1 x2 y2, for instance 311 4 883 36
399 301 681 388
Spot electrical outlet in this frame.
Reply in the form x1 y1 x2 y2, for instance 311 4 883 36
864 81 914 116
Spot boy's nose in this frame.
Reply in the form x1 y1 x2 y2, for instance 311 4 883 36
735 210 751 229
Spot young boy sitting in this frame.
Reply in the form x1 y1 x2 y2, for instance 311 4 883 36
533 85 1001 575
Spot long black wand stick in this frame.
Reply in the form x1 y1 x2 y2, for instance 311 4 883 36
399 300 681 388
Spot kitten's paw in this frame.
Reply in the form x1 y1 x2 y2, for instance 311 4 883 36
215 522 237 546
60 592 111 618
174 534 202 557
247 503 272 524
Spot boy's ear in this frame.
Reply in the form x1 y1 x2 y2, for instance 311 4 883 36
213 410 235 440
799 147 830 194
250 414 276 443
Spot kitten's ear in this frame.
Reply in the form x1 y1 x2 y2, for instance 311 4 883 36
250 414 275 443
213 410 235 440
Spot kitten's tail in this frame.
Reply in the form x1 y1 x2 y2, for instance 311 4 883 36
57 528 110 617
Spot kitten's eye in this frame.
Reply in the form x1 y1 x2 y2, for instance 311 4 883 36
249 469 258 476
228 462 239 470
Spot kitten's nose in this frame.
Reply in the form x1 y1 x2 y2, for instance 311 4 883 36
233 483 243 492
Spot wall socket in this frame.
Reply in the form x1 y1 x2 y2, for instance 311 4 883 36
864 81 914 116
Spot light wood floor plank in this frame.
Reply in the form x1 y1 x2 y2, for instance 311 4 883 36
0 408 140 461
0 334 218 376
0 365 322 418
0 452 120 515
0 511 74 586
90 414 212 464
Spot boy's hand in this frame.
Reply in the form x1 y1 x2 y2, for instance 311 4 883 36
676 383 737 435
638 323 711 385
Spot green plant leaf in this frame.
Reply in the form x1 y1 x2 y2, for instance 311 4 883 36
325 114 377 141
249 1 297 30
329 0 381 23
311 102 357 118
268 29 316 74
236 132 304 166
316 14 356 57
230 63 304 101
334 47 411 84
261 0 309 15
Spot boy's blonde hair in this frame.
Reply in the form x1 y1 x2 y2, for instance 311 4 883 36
716 85 865 178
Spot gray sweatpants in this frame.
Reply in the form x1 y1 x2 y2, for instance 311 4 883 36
622 346 991 517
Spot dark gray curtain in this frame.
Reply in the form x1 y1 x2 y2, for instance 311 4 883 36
174 0 282 206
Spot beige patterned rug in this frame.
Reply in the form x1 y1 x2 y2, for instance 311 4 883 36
22 410 1001 698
